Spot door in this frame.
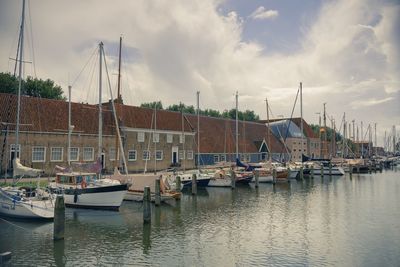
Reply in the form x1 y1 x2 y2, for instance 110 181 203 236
172 146 179 165
8 144 21 171
101 152 106 172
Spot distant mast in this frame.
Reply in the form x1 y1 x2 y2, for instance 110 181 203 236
266 97 271 162
98 42 103 168
197 91 200 168
300 82 304 160
114 36 122 170
235 91 239 161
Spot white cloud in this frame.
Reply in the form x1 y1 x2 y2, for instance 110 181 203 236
0 0 398 146
250 6 279 20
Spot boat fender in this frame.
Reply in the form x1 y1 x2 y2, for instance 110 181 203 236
81 179 87 189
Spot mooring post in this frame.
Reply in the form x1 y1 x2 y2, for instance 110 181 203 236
53 195 65 241
155 177 161 206
0 252 12 264
321 163 324 178
369 164 372 174
300 166 304 180
230 169 236 189
254 170 259 188
349 165 353 179
143 186 151 224
175 176 181 192
310 165 314 179
329 162 332 176
192 174 197 195
272 168 277 184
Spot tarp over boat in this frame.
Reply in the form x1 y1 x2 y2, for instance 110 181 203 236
13 158 43 177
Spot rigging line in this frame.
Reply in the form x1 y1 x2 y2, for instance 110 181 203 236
283 86 300 143
85 49 99 104
71 46 98 87
27 0 37 78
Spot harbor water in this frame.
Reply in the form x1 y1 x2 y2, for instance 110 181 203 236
1 169 399 266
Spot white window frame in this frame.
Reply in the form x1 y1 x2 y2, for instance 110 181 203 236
187 150 193 160
214 154 220 163
10 144 21 158
156 150 163 161
179 150 185 160
167 134 173 143
153 133 160 143
128 150 137 161
109 147 116 161
179 134 185 144
220 154 226 162
143 150 151 160
138 132 145 143
69 147 79 162
32 146 46 163
83 147 94 161
50 147 63 162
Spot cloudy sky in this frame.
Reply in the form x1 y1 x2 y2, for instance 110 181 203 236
0 0 399 146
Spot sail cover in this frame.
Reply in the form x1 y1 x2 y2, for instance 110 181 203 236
13 158 43 177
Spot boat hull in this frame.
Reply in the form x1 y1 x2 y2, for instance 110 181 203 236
124 190 179 202
208 178 232 187
55 184 127 210
313 167 345 176
0 188 54 220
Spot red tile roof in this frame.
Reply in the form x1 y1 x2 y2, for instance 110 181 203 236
0 93 287 153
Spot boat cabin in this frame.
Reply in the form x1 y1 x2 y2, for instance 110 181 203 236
55 172 97 185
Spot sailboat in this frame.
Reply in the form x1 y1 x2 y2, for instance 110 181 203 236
0 0 55 219
49 42 127 210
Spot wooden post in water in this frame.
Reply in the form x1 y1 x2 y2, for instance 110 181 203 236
349 165 353 179
230 169 236 189
310 165 314 179
255 170 259 188
143 186 151 224
299 166 304 180
0 252 12 264
53 195 65 241
175 176 181 193
272 168 277 184
369 164 372 174
192 174 197 195
329 162 332 176
155 177 161 206
321 163 324 178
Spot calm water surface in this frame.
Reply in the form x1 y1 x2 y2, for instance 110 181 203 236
1 169 399 266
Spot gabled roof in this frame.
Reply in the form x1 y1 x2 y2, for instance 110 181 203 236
0 93 287 154
259 117 317 138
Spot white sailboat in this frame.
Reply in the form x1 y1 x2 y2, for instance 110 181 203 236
0 0 55 220
50 42 127 210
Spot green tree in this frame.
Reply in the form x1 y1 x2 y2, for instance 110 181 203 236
140 101 163 110
0 72 65 100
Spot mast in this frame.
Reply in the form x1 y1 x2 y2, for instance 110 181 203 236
342 113 346 159
98 42 103 162
392 125 396 154
374 122 377 155
154 103 157 173
181 103 185 171
361 121 364 158
68 85 72 166
114 36 122 170
196 91 200 168
300 82 304 159
266 98 271 162
323 102 326 158
235 91 238 160
15 0 26 163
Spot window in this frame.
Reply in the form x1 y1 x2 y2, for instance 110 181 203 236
128 150 137 161
156 150 163 161
32 147 46 162
50 147 63 162
240 154 245 161
138 132 145 143
214 155 220 163
167 134 173 143
187 150 193 160
109 147 116 161
83 147 94 161
245 154 251 162
10 144 21 158
69 147 79 161
153 133 159 143
143 150 150 160
220 154 226 162
179 150 185 160
179 134 185 143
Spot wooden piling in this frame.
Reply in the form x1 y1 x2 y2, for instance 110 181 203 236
53 195 65 241
299 166 304 180
175 176 181 192
0 252 12 264
230 169 236 189
369 165 372 174
349 165 353 179
321 164 324 178
254 170 259 188
272 168 277 184
310 165 314 179
192 174 197 195
143 186 151 224
329 162 332 176
155 177 161 206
